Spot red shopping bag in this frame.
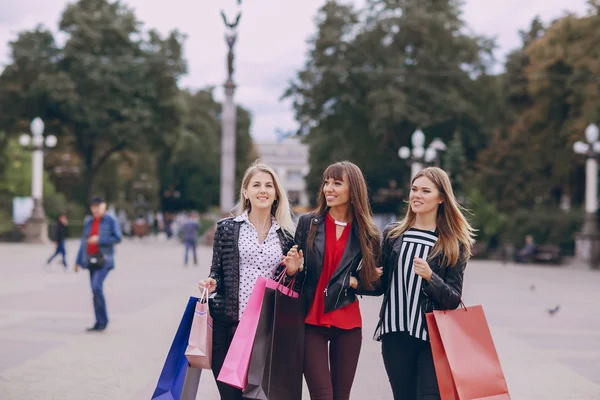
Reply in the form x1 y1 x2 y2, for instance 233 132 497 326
185 288 212 369
217 273 298 390
426 305 511 400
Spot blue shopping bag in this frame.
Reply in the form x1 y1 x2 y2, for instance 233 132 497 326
151 297 198 400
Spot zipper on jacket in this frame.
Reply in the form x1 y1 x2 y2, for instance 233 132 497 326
334 268 352 309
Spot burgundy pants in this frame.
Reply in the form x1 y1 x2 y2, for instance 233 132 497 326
304 324 362 400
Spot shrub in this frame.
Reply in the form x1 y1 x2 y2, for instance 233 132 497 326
500 208 583 256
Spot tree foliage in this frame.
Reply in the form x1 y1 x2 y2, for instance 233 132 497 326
284 0 503 210
472 11 600 212
0 0 186 203
0 0 256 214
158 89 257 212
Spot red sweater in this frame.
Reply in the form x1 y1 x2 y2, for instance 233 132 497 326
305 213 362 329
87 218 101 255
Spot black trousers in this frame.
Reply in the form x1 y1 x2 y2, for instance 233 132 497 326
211 320 242 400
381 331 440 400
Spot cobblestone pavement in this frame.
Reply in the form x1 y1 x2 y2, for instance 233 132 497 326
0 238 599 400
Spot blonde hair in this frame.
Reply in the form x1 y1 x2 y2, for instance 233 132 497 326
309 161 381 289
388 167 475 266
232 162 296 236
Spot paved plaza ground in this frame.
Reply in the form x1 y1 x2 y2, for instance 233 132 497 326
0 237 599 400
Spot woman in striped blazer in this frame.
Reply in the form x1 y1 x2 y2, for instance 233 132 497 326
375 167 475 400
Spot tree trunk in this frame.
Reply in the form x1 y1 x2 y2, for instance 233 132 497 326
84 165 95 208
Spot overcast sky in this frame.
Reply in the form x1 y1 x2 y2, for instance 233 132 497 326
0 0 589 142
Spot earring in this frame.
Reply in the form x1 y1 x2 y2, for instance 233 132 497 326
272 199 278 208
245 198 250 206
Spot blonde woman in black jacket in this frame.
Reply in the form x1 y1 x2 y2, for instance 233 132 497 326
375 167 474 400
197 162 296 400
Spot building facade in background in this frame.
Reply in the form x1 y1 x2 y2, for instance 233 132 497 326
255 137 310 209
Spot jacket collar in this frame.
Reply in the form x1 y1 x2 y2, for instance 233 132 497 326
332 221 361 279
311 211 361 278
310 211 327 260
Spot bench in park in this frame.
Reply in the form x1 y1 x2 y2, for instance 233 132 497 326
531 244 562 265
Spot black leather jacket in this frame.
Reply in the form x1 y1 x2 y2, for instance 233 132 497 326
375 223 468 336
208 217 295 323
293 212 376 316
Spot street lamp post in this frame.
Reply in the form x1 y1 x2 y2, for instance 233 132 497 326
398 129 446 179
18 117 57 243
219 1 242 215
573 123 600 269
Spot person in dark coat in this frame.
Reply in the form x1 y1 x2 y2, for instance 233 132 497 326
46 213 69 270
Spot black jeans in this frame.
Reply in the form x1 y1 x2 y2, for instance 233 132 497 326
381 331 440 400
211 320 242 400
304 325 362 400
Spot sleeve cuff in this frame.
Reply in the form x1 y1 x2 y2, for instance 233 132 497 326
423 271 442 296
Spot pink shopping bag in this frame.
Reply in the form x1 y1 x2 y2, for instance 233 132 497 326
217 273 298 390
185 288 213 369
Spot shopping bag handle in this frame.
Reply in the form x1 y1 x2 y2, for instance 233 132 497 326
198 287 209 304
443 298 467 314
275 268 297 291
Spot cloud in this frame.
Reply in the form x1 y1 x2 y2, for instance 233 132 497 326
0 1 63 25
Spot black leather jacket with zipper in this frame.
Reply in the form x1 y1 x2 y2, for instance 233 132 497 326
208 217 295 323
374 223 468 337
293 212 377 316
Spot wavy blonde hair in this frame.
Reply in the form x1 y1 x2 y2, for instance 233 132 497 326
232 162 296 236
388 167 475 266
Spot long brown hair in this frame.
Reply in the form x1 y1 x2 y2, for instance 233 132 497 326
388 167 475 266
308 161 381 289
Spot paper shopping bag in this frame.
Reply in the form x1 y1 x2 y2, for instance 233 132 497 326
151 297 197 400
185 288 213 369
218 274 298 391
426 305 510 400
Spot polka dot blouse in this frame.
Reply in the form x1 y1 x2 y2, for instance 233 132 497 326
234 211 283 319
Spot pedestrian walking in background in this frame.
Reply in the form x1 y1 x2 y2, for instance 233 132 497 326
46 213 69 270
74 197 123 332
182 211 200 266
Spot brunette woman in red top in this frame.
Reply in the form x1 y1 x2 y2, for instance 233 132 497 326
284 161 382 400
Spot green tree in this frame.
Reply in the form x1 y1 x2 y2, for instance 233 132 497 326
472 12 600 212
0 0 187 204
284 0 502 209
443 130 467 194
0 139 66 219
157 89 256 212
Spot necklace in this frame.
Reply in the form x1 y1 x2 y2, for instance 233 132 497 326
250 216 271 240
328 211 349 227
